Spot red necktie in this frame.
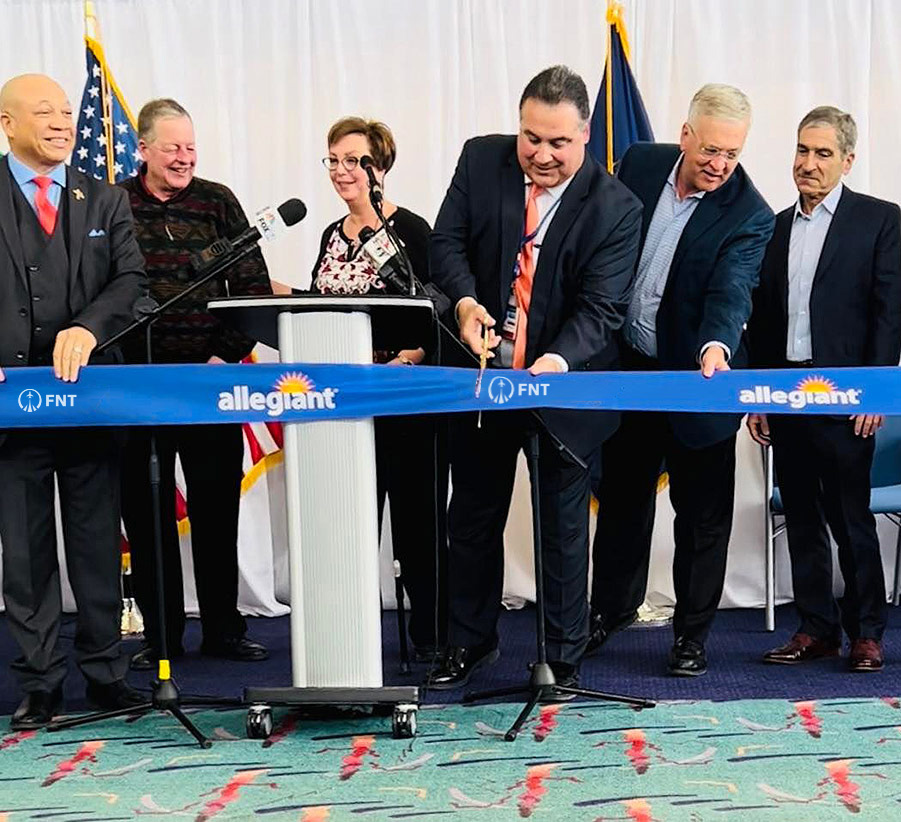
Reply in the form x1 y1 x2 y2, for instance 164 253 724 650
33 176 58 235
512 183 544 369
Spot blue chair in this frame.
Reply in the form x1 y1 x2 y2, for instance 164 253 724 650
764 416 901 630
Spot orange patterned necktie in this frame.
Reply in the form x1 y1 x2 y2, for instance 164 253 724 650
512 183 544 369
33 176 58 235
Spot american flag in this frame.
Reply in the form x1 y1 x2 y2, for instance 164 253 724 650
72 3 140 183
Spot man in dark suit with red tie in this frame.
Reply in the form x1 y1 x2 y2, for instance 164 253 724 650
428 65 642 691
0 74 147 728
748 106 901 673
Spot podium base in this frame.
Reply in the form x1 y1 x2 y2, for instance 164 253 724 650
243 685 420 740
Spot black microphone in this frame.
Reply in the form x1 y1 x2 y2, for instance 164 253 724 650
358 226 451 316
190 198 307 271
359 155 383 205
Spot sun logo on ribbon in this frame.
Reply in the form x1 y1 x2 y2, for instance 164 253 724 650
275 372 314 394
796 375 836 393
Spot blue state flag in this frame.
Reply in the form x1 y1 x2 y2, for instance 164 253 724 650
588 1 654 173
72 2 140 183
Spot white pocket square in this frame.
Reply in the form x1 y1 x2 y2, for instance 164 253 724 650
88 228 106 238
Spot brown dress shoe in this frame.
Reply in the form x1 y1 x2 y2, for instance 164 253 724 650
762 632 840 664
849 638 884 673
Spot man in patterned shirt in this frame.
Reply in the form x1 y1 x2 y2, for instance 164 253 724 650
119 98 271 671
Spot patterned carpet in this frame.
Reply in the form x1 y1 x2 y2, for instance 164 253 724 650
3 697 901 821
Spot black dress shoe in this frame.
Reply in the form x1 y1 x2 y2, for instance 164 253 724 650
85 679 147 711
427 644 499 690
201 636 269 662
130 644 185 671
667 637 707 677
11 687 63 730
586 610 639 655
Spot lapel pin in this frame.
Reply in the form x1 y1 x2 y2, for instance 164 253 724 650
73 188 85 201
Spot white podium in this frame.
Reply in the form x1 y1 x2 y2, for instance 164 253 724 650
209 294 434 738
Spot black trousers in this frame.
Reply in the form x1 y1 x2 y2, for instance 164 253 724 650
447 411 593 666
120 424 246 652
591 409 737 643
0 429 128 692
769 415 886 642
375 414 448 649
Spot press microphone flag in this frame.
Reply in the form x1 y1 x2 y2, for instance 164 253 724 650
358 226 451 315
191 198 307 271
358 226 408 294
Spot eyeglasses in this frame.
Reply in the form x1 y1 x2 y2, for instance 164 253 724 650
321 156 361 172
698 145 741 162
687 124 741 162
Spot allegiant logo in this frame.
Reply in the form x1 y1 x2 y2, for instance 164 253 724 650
218 372 338 418
739 376 862 410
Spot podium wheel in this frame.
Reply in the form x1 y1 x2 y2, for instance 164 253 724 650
246 705 273 739
392 704 417 739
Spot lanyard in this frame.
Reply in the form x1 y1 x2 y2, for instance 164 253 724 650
514 192 562 278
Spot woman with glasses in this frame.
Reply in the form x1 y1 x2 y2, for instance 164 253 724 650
311 116 446 662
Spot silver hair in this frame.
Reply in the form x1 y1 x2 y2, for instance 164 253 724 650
798 106 857 156
688 83 752 125
137 98 191 142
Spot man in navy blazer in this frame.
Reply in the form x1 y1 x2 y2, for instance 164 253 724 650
748 106 901 673
590 84 774 676
428 66 642 691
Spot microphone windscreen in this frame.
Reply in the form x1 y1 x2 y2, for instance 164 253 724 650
360 155 375 171
358 226 375 242
277 198 307 227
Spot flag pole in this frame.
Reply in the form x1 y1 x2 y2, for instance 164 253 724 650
85 1 116 184
604 2 614 174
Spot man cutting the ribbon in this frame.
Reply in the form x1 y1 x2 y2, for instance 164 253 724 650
428 65 642 692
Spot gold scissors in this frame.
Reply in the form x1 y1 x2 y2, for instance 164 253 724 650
474 323 489 398
475 323 490 428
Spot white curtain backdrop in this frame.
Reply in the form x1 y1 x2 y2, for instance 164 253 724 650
2 0 901 617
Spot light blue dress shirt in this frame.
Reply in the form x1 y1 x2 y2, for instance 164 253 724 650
624 157 705 358
6 151 66 214
786 182 843 362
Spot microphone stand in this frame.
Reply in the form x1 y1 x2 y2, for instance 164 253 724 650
368 184 417 297
432 311 654 732
47 245 260 746
365 177 655 736
368 182 422 674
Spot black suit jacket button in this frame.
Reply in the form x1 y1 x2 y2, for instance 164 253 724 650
32 295 41 302
26 265 39 273
18 308 27 317
15 351 25 360
34 326 43 333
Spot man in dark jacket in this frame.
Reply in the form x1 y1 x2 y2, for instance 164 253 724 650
748 106 901 673
0 73 147 728
590 84 775 677
428 65 642 691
